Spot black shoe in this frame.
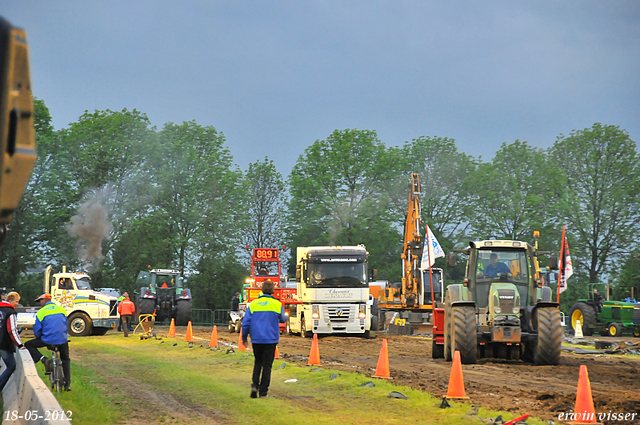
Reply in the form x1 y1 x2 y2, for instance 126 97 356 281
250 385 258 399
42 358 53 375
64 386 71 392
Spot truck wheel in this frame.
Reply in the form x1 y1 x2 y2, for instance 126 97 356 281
68 312 93 337
301 317 312 338
432 337 444 359
176 300 192 326
370 315 379 331
235 320 242 333
228 321 235 333
451 306 477 364
444 306 452 361
139 299 155 316
534 307 562 365
569 302 596 336
607 322 621 337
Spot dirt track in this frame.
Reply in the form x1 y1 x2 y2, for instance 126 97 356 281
187 326 640 424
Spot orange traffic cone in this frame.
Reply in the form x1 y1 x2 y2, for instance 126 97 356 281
307 333 320 365
168 318 176 337
209 325 218 348
238 329 247 351
570 365 601 424
274 345 280 359
184 321 193 342
445 351 469 399
374 339 391 378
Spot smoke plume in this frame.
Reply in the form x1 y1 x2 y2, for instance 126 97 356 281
69 190 112 268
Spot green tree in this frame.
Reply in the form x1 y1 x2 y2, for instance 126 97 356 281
0 98 66 288
58 109 155 286
286 129 401 279
614 250 640 301
399 136 478 242
153 121 244 274
469 140 559 242
551 124 640 283
243 157 286 249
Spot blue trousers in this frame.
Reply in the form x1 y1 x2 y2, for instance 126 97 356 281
0 349 16 391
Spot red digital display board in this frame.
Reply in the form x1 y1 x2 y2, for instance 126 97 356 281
254 248 279 260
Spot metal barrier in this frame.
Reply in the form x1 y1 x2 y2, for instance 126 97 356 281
213 309 231 326
191 309 214 326
2 350 71 424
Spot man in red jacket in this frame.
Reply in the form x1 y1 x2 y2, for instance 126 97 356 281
0 292 26 391
117 293 136 337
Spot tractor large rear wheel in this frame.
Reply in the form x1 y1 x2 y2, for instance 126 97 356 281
176 300 192 326
534 307 562 365
139 299 155 316
450 306 477 364
569 302 596 336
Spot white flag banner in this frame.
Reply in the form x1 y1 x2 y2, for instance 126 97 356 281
421 226 445 270
559 236 573 294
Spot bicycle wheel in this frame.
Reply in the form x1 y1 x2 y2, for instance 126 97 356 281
54 361 64 393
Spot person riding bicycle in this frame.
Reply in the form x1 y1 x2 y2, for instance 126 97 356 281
24 293 71 391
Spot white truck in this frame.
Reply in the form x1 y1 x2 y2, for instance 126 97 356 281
19 266 119 336
287 246 372 337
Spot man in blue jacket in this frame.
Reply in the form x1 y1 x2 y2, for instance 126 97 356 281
24 293 71 391
242 280 287 398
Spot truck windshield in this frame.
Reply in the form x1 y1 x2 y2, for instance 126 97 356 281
76 277 92 290
308 263 366 288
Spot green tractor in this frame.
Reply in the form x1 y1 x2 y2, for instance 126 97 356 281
568 284 639 337
136 268 193 326
442 232 562 365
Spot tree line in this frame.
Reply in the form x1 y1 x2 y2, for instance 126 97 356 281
1 99 638 313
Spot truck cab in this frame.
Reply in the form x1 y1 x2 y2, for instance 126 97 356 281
289 246 371 337
26 266 120 337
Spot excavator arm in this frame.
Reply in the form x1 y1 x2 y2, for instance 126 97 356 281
401 173 423 308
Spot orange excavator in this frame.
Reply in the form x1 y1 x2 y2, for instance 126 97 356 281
377 174 444 332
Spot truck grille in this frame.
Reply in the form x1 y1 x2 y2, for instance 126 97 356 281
324 305 354 323
634 307 640 320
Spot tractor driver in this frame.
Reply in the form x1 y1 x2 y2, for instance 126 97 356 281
593 289 604 313
484 253 511 278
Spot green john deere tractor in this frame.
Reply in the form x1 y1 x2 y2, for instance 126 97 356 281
568 284 639 337
442 232 562 365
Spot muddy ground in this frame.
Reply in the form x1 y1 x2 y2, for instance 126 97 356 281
184 326 640 424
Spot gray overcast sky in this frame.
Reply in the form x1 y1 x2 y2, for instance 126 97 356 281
3 1 639 174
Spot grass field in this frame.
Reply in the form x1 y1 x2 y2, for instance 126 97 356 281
27 334 550 425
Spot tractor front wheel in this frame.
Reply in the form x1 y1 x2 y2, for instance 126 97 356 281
607 322 621 337
534 307 562 365
450 306 477 364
